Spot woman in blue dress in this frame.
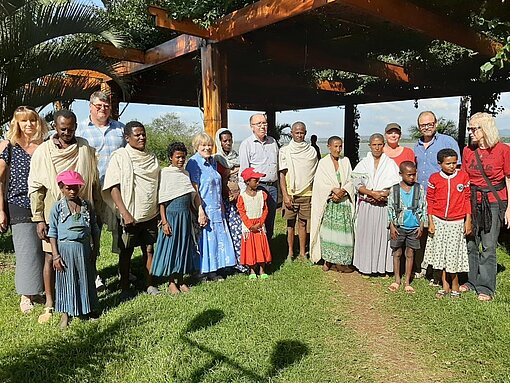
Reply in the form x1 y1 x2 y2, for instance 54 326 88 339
152 142 198 294
186 133 236 280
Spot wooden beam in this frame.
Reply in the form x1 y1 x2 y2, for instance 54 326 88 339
337 0 502 56
148 6 212 39
316 80 347 92
211 0 338 41
66 70 111 81
96 43 145 63
201 44 228 139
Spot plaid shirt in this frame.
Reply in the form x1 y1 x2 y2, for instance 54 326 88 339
76 119 125 186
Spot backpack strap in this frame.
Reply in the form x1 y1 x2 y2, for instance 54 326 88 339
392 184 401 216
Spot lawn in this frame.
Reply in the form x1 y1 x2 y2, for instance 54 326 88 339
0 215 509 382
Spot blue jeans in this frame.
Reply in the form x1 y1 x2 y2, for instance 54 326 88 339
466 202 505 296
258 183 277 239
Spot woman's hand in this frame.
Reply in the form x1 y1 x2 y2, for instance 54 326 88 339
36 222 48 241
250 223 262 232
331 187 346 199
162 222 172 236
428 221 435 236
198 207 208 227
371 190 387 202
0 210 7 232
505 207 510 230
53 256 65 272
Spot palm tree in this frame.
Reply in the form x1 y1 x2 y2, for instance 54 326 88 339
0 0 124 123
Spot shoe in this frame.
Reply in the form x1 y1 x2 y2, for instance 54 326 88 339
414 270 426 279
95 275 106 292
20 296 34 314
450 291 461 299
435 290 448 299
146 286 161 295
38 307 54 324
248 273 257 280
260 273 269 280
429 279 440 287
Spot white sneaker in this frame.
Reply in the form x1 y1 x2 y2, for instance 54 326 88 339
95 275 106 292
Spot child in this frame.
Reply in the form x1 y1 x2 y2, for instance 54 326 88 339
425 149 472 299
387 161 427 294
237 168 272 279
48 170 99 328
151 142 198 295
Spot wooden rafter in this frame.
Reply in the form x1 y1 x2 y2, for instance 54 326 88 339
148 6 212 39
337 0 502 56
96 43 145 63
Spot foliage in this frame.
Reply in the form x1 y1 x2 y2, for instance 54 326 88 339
145 112 199 163
0 0 125 123
408 117 458 140
267 122 291 147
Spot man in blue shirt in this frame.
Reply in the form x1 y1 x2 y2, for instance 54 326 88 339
414 110 461 279
76 91 125 291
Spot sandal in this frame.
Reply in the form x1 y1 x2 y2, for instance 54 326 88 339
260 273 269 280
38 307 54 324
248 273 257 280
450 291 461 299
435 290 448 299
20 296 34 314
404 285 415 294
459 284 471 293
478 293 493 301
388 282 400 292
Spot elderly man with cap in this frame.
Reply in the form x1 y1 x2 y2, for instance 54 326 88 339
383 123 415 166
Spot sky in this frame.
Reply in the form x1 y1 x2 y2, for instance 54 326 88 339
68 92 510 141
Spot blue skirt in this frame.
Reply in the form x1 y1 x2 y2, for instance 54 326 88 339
152 194 198 276
55 240 98 316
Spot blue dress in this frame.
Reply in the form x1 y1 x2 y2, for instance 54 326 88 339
186 153 236 273
48 198 99 316
151 193 198 276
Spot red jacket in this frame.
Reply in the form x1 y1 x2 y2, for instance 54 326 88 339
427 170 471 220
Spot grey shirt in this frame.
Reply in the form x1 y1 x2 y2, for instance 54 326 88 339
238 133 279 191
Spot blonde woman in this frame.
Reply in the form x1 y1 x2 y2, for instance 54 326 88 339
461 112 510 301
0 106 48 313
186 132 236 281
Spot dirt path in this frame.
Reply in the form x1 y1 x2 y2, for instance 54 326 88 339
328 272 445 383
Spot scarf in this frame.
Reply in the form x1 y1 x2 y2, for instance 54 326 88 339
309 155 355 263
158 165 195 204
352 152 400 191
279 140 318 195
214 128 240 169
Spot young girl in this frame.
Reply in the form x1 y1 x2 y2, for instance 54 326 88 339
151 142 198 295
237 167 272 279
48 170 99 328
425 148 472 299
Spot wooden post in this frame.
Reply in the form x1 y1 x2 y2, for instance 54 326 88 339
344 103 358 168
201 43 228 139
457 96 469 151
265 109 276 138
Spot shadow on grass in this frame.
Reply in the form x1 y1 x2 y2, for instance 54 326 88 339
0 232 14 253
182 309 309 383
0 312 146 382
270 233 288 272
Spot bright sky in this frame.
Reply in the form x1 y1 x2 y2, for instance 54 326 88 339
70 93 510 141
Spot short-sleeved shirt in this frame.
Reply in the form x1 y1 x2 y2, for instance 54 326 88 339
76 119 125 185
0 144 31 209
389 147 415 167
462 142 510 203
414 133 461 191
238 134 279 191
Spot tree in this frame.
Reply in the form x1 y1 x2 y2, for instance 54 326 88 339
408 117 458 140
0 0 124 123
267 123 291 147
145 112 199 163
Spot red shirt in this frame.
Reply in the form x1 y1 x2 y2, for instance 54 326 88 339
389 147 415 167
427 170 471 220
462 142 510 203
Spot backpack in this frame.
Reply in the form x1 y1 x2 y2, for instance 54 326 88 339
392 183 421 222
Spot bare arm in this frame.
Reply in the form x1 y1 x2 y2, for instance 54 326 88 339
191 183 208 227
109 185 135 226
279 169 293 210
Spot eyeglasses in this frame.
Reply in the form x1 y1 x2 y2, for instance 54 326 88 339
418 122 435 129
467 126 481 133
91 103 110 110
251 122 268 127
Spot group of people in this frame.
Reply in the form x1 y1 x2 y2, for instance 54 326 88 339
4 99 508 328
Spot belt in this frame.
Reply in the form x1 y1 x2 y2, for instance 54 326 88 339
259 181 277 187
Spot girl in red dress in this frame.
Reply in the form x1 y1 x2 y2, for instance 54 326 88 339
237 168 272 279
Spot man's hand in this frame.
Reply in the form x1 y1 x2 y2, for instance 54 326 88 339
36 222 48 241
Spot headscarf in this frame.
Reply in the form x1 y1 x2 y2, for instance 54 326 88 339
214 128 240 169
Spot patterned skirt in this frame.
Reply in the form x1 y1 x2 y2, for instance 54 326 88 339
224 197 242 265
424 216 469 273
320 199 354 265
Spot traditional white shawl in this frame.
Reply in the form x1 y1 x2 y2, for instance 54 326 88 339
279 140 318 195
309 155 355 263
214 128 240 169
28 136 99 223
352 152 400 191
158 165 195 204
102 145 160 223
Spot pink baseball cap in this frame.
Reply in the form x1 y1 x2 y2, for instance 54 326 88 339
241 167 266 182
56 170 85 186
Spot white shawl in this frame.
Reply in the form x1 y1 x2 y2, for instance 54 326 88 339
279 140 318 195
352 152 400 191
309 155 355 263
158 165 195 204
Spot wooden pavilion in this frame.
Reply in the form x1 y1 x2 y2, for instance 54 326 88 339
90 0 510 162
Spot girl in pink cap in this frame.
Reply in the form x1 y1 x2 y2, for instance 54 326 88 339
48 170 99 328
237 167 272 279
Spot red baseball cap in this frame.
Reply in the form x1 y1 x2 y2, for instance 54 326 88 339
56 170 85 186
241 167 266 182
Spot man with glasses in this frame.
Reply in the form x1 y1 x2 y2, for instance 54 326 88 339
239 113 279 239
414 110 461 279
76 91 125 291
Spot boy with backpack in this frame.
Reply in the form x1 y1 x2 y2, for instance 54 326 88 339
387 161 427 293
